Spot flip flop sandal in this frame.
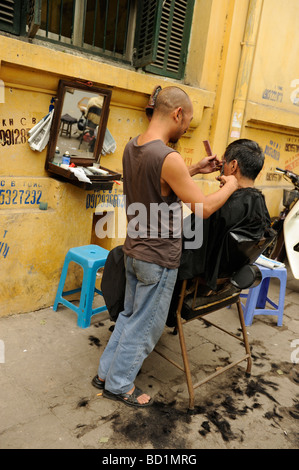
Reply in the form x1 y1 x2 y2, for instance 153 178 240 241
103 387 153 408
92 375 105 390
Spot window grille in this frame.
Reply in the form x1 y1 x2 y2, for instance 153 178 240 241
37 0 134 61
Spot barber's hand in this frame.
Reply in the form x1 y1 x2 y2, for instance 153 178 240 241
198 155 221 174
217 174 239 189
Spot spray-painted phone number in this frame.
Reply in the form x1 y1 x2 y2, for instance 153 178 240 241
0 128 27 146
0 188 42 205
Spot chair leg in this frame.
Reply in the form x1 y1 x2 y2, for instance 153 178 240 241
176 279 195 410
236 299 252 374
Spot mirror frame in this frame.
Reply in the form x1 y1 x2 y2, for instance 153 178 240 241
45 79 120 189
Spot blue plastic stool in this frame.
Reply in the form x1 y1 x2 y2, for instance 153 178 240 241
241 265 287 326
53 244 109 328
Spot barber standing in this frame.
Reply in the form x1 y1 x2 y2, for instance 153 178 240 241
92 86 238 407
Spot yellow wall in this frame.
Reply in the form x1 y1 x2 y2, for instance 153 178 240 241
0 33 213 316
0 0 299 316
242 0 299 214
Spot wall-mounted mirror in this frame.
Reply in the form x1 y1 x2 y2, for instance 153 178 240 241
45 79 121 190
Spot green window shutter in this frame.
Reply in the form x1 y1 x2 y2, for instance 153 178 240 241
138 0 195 80
0 0 24 35
133 0 163 68
27 0 41 38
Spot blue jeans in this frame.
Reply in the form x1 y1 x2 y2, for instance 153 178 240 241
97 255 178 395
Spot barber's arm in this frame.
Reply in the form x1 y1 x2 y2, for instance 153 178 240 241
162 152 238 219
188 155 221 176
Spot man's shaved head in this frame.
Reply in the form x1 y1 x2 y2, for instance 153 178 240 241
154 86 192 116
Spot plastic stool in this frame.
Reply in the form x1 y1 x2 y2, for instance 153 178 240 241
53 245 109 328
241 265 287 326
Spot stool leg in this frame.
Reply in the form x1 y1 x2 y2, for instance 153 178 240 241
77 268 97 328
243 284 261 326
53 258 70 311
256 278 270 308
277 274 287 327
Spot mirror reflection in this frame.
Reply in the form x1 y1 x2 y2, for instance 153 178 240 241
53 88 105 162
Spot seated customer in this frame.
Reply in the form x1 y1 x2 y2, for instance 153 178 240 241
167 139 271 326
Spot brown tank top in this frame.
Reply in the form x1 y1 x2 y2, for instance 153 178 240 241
122 136 182 269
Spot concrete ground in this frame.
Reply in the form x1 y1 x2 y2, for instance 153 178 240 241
0 271 298 451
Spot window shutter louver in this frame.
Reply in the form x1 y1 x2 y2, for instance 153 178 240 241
155 0 187 74
0 0 22 34
133 0 163 68
146 0 195 79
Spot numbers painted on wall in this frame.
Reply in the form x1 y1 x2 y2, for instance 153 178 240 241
290 79 299 106
0 230 9 259
86 190 125 209
0 188 42 206
0 128 27 146
261 80 299 107
0 116 37 146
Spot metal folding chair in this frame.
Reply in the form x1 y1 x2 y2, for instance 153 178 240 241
155 233 275 410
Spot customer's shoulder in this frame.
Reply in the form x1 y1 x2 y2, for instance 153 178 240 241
231 187 263 199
